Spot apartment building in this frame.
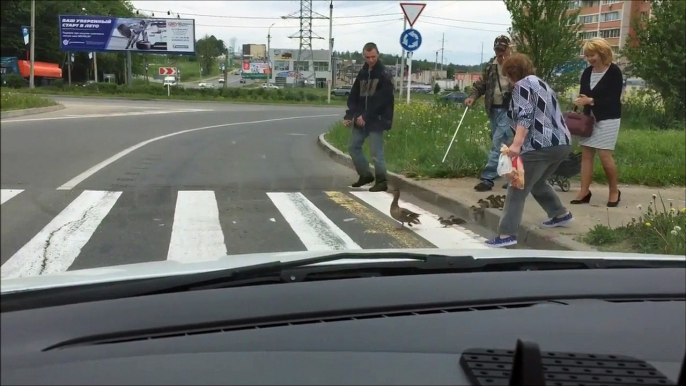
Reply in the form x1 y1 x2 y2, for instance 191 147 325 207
568 0 652 66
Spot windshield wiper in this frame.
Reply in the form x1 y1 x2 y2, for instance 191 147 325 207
2 253 683 313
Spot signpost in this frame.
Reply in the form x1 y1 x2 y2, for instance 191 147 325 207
159 67 177 76
399 3 426 105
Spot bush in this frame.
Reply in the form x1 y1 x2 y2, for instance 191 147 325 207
584 193 686 255
622 88 683 130
3 74 26 89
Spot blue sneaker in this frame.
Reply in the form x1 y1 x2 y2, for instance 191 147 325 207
485 235 517 248
542 212 574 228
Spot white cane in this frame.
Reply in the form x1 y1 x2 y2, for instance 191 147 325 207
441 106 469 163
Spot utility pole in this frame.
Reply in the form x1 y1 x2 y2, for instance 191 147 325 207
327 0 333 104
398 18 407 98
433 51 438 85
267 23 274 82
479 42 484 73
29 0 35 88
224 47 229 88
126 51 132 87
440 33 445 71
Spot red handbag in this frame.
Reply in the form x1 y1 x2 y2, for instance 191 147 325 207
563 106 594 137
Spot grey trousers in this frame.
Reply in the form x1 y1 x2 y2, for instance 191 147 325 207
499 145 572 236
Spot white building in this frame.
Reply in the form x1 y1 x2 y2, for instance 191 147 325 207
268 48 331 88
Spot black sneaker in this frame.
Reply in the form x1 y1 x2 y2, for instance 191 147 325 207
502 183 508 189
351 174 374 188
369 179 388 192
474 182 493 192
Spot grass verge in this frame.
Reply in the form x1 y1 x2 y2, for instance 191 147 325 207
325 103 685 187
0 91 57 111
583 193 686 255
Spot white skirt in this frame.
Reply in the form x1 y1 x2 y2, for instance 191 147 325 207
578 118 620 151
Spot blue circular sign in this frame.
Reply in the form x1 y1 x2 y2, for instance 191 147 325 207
400 28 422 52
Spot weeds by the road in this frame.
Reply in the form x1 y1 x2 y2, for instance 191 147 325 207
326 102 685 187
0 91 57 111
583 193 686 255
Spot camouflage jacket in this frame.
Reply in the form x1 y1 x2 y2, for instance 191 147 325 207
468 58 514 118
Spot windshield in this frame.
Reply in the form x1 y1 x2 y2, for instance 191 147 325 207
1 0 684 291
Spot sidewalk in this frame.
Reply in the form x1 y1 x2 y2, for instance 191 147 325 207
317 133 686 251
420 177 686 244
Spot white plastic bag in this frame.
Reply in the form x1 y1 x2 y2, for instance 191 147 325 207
497 144 513 177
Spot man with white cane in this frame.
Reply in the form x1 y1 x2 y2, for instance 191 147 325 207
465 35 514 192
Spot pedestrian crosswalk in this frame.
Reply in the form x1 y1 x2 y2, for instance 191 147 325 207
0 188 489 280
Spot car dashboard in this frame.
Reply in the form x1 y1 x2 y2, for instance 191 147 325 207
2 268 685 385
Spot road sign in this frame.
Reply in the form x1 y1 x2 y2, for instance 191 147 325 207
400 29 422 52
159 67 177 76
400 3 426 27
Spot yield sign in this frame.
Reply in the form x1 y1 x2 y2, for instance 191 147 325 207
400 2 426 27
159 67 177 76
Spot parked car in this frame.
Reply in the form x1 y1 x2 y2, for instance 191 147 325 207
331 85 352 97
440 91 468 103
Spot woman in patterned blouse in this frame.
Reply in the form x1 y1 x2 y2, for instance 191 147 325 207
485 54 575 248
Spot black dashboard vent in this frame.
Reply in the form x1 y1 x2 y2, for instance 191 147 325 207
460 343 676 386
47 301 553 350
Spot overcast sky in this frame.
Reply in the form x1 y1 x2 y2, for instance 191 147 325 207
129 0 512 65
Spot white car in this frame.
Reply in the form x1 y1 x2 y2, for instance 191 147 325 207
198 82 214 89
261 83 280 90
218 78 225 84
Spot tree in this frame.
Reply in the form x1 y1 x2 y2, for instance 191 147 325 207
196 34 220 75
504 0 584 92
623 0 686 123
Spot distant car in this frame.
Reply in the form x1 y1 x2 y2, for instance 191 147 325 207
261 83 280 90
198 82 214 89
440 91 468 103
239 79 247 84
331 85 352 97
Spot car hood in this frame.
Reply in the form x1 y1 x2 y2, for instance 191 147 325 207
1 248 683 294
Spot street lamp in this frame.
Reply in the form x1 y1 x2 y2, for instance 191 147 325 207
267 23 276 81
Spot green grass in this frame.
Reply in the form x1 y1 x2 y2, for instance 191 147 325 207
0 91 57 111
583 193 686 255
325 103 686 187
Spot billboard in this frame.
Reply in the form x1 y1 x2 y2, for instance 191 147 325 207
59 15 196 55
242 61 270 79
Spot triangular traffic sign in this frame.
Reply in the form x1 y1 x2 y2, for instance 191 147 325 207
400 3 426 27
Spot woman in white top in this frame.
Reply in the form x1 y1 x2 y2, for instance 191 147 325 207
572 38 623 208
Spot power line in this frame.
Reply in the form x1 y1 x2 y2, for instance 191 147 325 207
134 8 400 20
421 20 506 33
195 17 401 29
423 15 511 26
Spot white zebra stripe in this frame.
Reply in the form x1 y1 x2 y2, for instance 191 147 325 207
1 190 121 279
1 189 24 205
268 192 362 251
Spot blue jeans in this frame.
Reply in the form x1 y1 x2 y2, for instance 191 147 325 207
348 127 387 180
480 107 513 186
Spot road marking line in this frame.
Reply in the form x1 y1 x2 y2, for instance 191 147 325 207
0 190 121 279
1 189 24 205
56 114 338 190
268 192 361 251
350 191 490 250
2 109 212 123
324 191 429 249
167 191 227 263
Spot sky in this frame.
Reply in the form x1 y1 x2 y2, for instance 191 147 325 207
129 0 512 65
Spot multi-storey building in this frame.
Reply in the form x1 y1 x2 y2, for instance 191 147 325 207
568 0 652 67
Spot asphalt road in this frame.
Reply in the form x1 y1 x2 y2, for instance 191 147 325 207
182 73 252 89
0 97 495 279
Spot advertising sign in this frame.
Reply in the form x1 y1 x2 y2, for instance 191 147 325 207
272 49 294 60
242 61 270 79
59 15 196 55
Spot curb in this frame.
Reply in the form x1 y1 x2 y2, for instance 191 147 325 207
317 132 597 252
1 104 64 119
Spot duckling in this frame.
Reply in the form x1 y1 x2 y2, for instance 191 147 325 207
438 215 467 227
390 188 421 229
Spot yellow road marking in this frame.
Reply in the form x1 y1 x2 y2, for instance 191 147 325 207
324 191 432 249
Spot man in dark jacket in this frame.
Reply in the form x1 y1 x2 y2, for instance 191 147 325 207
344 42 394 192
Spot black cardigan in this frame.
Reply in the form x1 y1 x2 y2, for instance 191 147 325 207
579 63 623 121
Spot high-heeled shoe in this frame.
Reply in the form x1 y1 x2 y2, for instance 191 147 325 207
607 190 621 207
571 191 592 204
